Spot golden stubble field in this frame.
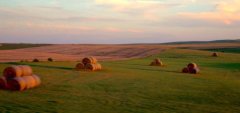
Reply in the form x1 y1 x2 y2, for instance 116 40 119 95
0 42 239 62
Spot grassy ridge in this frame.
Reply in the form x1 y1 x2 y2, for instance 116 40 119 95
0 49 240 113
162 39 240 45
0 44 49 50
201 48 240 54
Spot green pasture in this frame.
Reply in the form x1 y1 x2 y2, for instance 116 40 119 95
0 49 239 113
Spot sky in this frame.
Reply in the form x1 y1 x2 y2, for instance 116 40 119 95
0 0 239 44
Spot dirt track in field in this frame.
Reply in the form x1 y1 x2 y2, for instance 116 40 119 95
0 43 239 62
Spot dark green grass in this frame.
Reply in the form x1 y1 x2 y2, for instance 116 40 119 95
0 49 240 113
200 47 240 54
0 44 49 50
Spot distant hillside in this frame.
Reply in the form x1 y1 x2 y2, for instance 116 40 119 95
201 48 240 54
0 43 50 50
162 39 240 45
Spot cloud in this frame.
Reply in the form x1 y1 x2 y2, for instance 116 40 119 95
0 6 128 32
179 0 240 25
1 0 239 44
95 0 181 21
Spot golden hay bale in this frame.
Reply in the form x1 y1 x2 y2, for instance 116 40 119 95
189 67 200 74
150 61 156 66
32 58 40 62
156 61 163 66
150 62 155 66
48 57 53 62
155 58 161 63
3 65 32 78
182 67 189 73
150 60 163 66
22 76 37 89
3 65 23 78
82 57 97 65
0 77 8 89
75 63 85 70
212 52 218 57
7 75 41 91
187 63 198 69
7 77 27 91
85 63 102 71
32 75 41 86
19 65 33 77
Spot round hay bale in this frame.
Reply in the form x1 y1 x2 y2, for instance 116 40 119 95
32 58 39 62
85 63 102 71
3 65 32 78
150 61 163 66
155 58 161 63
182 67 189 73
187 63 198 69
96 64 102 70
150 61 156 66
8 77 27 91
48 57 53 62
82 57 97 65
189 67 200 74
22 76 37 89
75 63 85 70
156 61 163 66
32 75 41 86
19 65 33 76
212 52 218 57
3 65 23 78
0 77 8 89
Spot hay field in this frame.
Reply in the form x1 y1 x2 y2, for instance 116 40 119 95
0 49 239 113
0 44 169 62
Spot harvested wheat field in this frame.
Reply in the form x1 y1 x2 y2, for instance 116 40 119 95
1 42 239 62
0 48 240 113
0 44 169 62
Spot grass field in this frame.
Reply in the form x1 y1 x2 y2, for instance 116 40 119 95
0 44 49 50
0 49 240 113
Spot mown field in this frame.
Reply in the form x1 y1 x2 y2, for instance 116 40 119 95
0 49 240 113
